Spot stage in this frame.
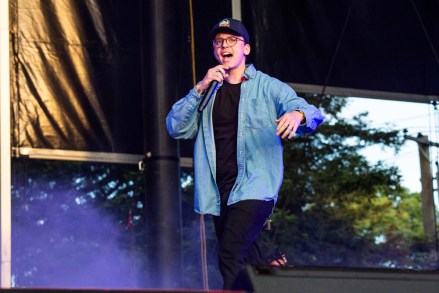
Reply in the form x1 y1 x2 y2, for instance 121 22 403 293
1 266 439 293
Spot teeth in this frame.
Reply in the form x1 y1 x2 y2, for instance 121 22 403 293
223 53 232 57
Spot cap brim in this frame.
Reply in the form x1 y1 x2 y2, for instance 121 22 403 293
208 28 244 41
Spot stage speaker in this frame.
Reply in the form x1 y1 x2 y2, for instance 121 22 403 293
247 265 439 293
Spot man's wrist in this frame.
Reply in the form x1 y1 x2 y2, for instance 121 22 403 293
195 83 205 96
294 110 306 125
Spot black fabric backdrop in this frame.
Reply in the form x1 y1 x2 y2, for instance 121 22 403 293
242 0 439 99
9 0 439 155
10 0 146 153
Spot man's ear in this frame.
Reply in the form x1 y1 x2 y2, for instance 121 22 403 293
244 44 251 56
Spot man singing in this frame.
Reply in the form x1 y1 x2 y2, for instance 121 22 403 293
166 18 324 290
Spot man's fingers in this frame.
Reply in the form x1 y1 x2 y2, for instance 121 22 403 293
275 111 304 139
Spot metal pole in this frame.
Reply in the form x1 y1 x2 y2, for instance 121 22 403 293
231 0 242 20
140 0 183 288
0 0 12 288
416 135 436 242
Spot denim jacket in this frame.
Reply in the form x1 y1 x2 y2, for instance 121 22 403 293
166 64 324 216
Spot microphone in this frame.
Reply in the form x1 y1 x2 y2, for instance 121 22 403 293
197 80 219 112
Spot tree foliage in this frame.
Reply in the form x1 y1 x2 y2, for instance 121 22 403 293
263 94 438 269
10 94 439 289
11 160 145 288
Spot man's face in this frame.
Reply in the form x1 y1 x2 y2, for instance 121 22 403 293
213 33 250 70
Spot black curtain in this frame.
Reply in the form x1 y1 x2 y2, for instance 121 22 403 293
241 0 439 97
10 0 147 153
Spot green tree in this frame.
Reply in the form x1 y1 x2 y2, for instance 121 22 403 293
11 159 145 287
263 94 437 269
11 94 438 290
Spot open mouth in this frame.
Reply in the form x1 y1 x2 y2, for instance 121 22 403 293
222 52 233 58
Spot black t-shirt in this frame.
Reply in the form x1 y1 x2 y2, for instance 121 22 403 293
212 81 241 197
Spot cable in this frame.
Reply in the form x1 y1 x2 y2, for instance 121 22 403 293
321 0 355 96
199 214 208 289
189 0 197 87
188 0 209 289
410 0 439 65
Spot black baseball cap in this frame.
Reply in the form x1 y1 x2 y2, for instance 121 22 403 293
208 18 250 43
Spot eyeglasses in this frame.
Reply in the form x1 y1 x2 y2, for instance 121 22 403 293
212 36 245 48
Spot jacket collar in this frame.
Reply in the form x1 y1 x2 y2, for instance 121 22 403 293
242 64 256 81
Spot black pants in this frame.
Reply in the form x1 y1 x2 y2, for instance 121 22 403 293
213 198 274 290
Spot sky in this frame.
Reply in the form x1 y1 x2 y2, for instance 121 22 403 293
340 97 439 195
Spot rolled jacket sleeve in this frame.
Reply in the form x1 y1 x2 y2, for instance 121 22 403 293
166 87 202 139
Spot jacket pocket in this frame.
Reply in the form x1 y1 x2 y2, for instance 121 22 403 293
245 98 270 129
